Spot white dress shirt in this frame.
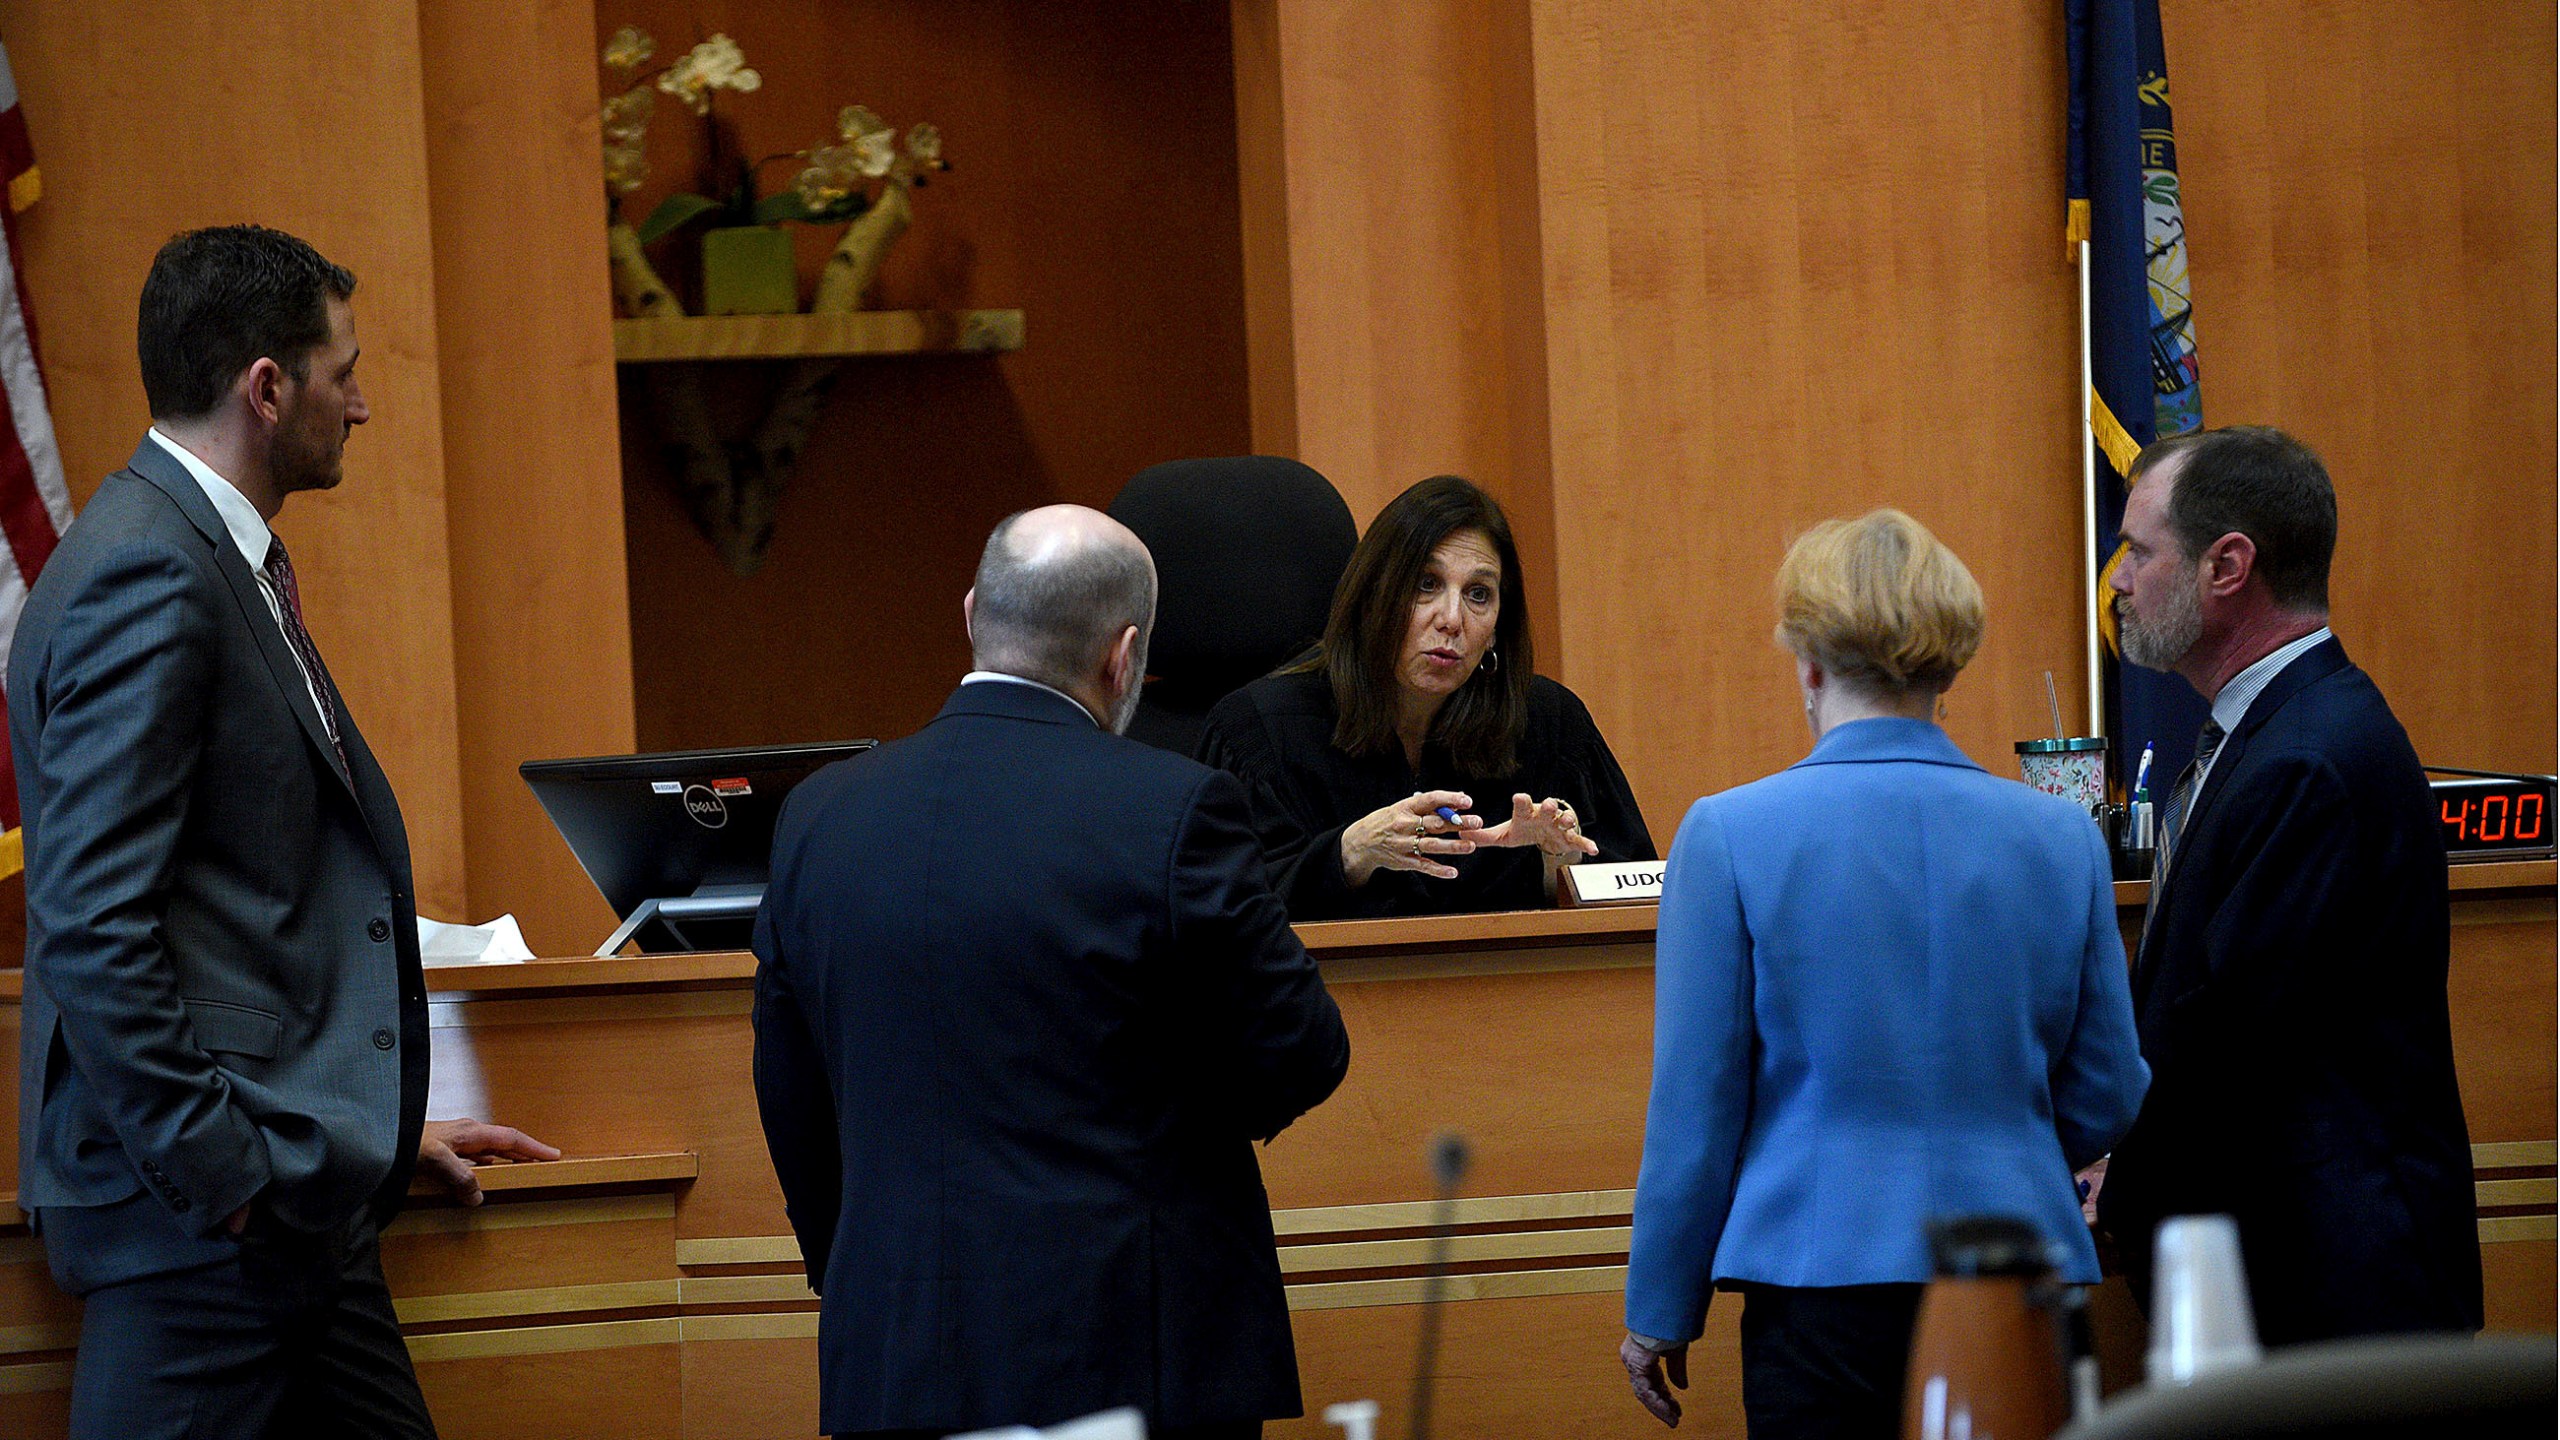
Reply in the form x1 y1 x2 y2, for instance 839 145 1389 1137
147 428 330 721
2193 625 2333 796
961 670 1100 728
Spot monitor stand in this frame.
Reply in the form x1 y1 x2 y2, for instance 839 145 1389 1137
594 882 767 957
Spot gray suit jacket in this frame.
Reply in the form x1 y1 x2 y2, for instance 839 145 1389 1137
9 438 426 1267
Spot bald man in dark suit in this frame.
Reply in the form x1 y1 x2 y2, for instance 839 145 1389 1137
753 505 1349 1439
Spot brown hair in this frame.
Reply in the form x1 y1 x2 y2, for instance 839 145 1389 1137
2135 425 2337 611
1290 475 1532 776
1774 509 1984 694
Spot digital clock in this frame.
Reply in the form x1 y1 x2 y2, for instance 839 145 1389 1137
2429 774 2557 861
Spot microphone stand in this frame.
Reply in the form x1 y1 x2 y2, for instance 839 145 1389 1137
1407 1131 1471 1440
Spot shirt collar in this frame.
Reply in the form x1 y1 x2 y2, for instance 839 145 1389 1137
1790 715 1985 772
148 427 272 572
2210 626 2333 733
962 670 1100 728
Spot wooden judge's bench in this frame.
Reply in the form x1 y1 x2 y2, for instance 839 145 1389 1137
0 864 2547 1439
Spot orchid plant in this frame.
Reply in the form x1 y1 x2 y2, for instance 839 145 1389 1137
594 24 959 577
598 26 946 245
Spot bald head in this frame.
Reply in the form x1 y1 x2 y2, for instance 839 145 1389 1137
967 506 1158 716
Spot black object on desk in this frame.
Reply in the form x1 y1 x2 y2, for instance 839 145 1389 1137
522 740 874 954
2426 769 2558 862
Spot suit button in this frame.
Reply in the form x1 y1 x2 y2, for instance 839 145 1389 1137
171 1196 190 1213
373 1028 395 1051
368 918 392 943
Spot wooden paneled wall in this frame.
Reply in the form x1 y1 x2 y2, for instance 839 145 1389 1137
1232 0 1563 651
1242 0 2557 837
418 0 636 953
0 0 473 917
1518 0 2103 818
0 0 637 955
2158 0 2557 780
604 1 1256 754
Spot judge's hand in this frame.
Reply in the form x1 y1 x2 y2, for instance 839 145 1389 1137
1476 794 1601 861
418 1117 562 1207
1620 1333 1688 1427
1340 790 1481 887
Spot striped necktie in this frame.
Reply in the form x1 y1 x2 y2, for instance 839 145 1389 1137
261 536 349 771
2137 717 2226 974
2156 717 2227 870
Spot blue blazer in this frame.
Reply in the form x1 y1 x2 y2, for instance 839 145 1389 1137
1626 719 2147 1342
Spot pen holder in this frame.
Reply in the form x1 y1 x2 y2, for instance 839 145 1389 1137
2113 798 2156 880
2101 804 2156 881
2016 736 2109 815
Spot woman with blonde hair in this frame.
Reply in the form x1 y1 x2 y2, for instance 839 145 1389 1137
1617 510 2148 1438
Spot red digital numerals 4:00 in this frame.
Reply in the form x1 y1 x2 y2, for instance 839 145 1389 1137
2441 791 2546 846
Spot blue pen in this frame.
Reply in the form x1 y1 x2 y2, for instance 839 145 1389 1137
2131 742 2155 802
1434 806 1462 826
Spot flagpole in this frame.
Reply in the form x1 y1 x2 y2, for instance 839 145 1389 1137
2076 239 2105 738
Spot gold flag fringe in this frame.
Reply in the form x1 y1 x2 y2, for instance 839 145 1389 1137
2089 386 2143 478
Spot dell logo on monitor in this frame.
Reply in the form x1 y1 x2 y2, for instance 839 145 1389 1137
681 785 730 829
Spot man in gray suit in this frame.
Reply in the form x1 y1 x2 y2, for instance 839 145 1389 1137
9 225 555 1438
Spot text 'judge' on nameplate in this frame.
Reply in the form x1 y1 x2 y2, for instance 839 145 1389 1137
1563 860 1667 906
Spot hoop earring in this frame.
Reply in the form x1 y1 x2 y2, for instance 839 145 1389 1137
1480 648 1501 675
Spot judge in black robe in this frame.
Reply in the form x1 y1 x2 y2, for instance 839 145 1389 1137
1197 475 1654 920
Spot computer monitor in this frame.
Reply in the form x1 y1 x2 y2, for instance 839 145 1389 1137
520 740 875 955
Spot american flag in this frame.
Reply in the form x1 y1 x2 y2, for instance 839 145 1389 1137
0 38 72 840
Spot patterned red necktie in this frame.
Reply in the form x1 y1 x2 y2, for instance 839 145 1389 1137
260 536 350 772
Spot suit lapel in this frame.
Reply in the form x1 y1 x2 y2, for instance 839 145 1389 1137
2134 637 2352 989
125 442 362 803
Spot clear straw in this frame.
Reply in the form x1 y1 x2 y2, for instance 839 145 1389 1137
2045 671 2065 738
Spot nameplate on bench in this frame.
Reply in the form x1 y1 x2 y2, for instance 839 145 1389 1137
1562 861 1667 907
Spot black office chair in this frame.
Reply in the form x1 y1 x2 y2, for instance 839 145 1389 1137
1107 456 1358 756
2051 1333 2554 1440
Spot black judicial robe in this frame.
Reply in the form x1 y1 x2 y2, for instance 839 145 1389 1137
1198 670 1655 919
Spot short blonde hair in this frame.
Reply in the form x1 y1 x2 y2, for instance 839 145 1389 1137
1773 509 1984 694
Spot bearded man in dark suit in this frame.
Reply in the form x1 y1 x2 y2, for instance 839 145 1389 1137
2094 424 2480 1343
11 225 554 1439
751 504 1351 1439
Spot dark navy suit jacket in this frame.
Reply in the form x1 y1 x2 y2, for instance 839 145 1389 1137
1627 719 2147 1343
751 680 1350 1435
2099 638 2482 1343
9 439 426 1287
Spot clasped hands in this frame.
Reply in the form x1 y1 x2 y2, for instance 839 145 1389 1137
220 1117 560 1235
1340 789 1600 887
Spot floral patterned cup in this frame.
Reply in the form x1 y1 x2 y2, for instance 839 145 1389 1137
2016 736 2109 814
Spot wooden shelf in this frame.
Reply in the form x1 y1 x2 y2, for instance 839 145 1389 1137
2112 856 2556 910
406 1149 698 1200
612 308 1024 362
425 950 756 996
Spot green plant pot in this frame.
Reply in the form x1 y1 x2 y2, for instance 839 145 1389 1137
700 225 799 315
